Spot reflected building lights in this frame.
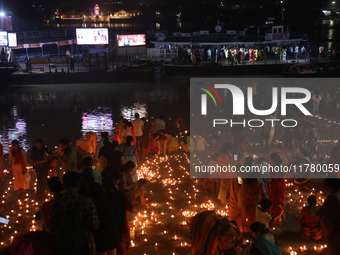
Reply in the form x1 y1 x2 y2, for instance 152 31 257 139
11 106 18 118
328 28 334 50
82 107 114 138
121 102 147 121
2 118 28 154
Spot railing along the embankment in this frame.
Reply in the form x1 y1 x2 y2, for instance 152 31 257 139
16 28 77 41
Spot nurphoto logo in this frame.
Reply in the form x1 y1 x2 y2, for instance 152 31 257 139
190 78 339 179
199 83 312 128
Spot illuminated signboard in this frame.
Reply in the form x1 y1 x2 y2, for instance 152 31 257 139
117 34 146 47
0 31 8 46
76 28 109 45
8 33 17 47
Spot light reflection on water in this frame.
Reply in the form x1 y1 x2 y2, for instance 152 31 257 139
80 103 148 140
121 103 148 121
82 107 114 138
311 20 340 50
0 118 28 154
328 28 334 50
0 104 29 154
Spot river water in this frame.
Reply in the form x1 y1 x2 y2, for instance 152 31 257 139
308 20 340 50
0 77 190 153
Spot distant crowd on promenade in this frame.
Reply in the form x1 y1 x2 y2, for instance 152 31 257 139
159 43 337 65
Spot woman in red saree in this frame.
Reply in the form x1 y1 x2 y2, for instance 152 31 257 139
296 195 322 240
241 179 267 233
249 48 255 63
241 157 267 233
228 177 242 232
114 117 124 144
269 152 286 226
9 140 28 195
217 143 234 204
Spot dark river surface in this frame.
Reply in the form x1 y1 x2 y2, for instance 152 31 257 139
308 19 340 50
0 77 191 153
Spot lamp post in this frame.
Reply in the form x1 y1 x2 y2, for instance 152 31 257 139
0 12 5 31
280 1 284 21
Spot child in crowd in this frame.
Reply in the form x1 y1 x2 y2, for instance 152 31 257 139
256 198 273 229
120 161 146 206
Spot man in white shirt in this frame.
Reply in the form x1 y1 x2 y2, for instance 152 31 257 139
294 45 299 59
132 113 144 156
120 122 134 144
300 46 306 59
207 49 212 62
151 116 166 151
152 115 165 134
